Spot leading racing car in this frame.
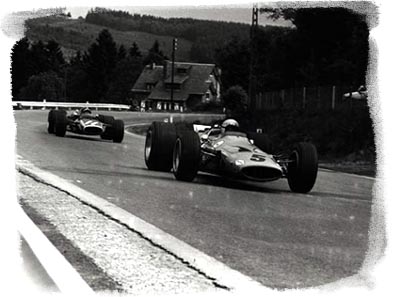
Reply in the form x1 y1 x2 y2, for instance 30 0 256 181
144 119 318 193
47 108 125 143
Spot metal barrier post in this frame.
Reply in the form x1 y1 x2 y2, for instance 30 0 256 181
332 86 336 110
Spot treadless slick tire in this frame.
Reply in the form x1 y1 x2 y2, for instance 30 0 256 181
144 122 177 172
54 110 67 137
47 109 56 134
287 142 318 193
112 119 124 143
172 130 201 182
99 115 115 140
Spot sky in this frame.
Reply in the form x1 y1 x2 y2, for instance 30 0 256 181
65 5 292 27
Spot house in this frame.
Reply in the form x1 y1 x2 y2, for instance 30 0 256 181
131 61 221 111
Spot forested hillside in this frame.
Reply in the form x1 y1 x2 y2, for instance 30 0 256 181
25 15 193 61
84 7 287 63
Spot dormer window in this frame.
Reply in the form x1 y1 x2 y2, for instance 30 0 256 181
146 83 155 90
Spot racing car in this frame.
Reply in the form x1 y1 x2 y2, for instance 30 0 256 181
47 108 125 143
144 119 318 193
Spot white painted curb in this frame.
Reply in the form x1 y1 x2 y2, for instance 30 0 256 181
17 157 270 294
17 206 95 296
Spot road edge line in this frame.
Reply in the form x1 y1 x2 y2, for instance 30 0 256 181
16 157 270 294
319 167 376 180
125 123 148 139
17 205 95 296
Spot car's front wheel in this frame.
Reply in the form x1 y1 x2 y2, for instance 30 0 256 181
99 115 115 140
287 142 318 193
112 119 124 143
47 110 56 134
172 130 201 182
54 110 67 137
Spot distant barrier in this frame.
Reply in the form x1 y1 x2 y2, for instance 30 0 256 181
254 85 369 111
12 100 130 111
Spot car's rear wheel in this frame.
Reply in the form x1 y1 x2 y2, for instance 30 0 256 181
112 119 124 143
99 115 115 140
172 130 201 182
144 122 177 171
287 142 318 193
54 110 67 137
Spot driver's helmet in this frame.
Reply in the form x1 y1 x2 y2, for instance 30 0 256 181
221 119 239 132
80 107 92 115
358 85 367 92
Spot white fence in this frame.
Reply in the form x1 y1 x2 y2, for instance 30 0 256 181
12 100 131 111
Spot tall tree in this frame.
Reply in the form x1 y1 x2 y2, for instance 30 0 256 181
260 7 369 86
30 40 49 74
129 42 142 58
45 39 65 73
11 37 31 99
66 50 90 102
143 40 167 65
18 71 64 101
117 44 127 61
84 29 118 101
106 56 143 103
215 37 250 91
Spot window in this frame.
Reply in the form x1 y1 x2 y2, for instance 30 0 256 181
146 83 155 90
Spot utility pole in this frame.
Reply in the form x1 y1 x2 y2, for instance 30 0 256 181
170 38 178 110
249 4 258 112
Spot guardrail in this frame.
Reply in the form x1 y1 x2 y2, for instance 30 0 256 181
12 100 131 111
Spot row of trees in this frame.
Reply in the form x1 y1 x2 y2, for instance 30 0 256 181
11 29 166 102
216 7 369 95
12 7 369 108
85 7 259 63
82 7 369 103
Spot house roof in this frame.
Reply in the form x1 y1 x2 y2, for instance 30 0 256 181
132 61 219 102
131 64 164 92
164 74 189 84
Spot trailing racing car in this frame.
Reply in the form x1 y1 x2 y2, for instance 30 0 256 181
47 108 125 143
144 119 318 193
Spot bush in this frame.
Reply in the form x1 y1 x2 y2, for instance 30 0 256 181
250 107 375 161
221 85 248 118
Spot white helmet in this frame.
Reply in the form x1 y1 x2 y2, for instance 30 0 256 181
221 119 239 128
80 107 91 114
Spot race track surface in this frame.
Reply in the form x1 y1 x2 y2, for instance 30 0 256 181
15 110 375 289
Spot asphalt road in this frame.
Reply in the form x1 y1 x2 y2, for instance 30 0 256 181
15 110 374 289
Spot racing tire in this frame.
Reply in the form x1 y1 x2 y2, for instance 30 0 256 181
54 110 68 137
112 119 125 143
99 115 115 140
47 109 56 134
174 122 193 132
172 130 201 182
248 132 273 154
287 142 318 193
145 122 177 171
